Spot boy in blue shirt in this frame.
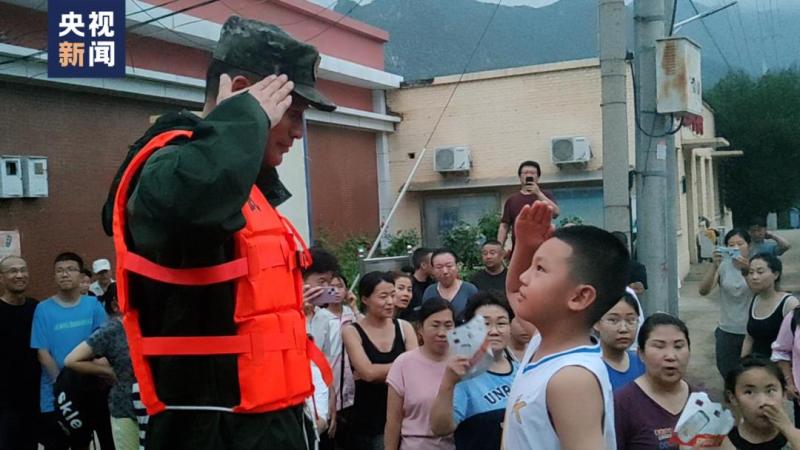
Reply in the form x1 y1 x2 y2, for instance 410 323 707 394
31 252 107 449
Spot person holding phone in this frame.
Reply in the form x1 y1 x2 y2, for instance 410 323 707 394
497 161 560 255
698 228 752 379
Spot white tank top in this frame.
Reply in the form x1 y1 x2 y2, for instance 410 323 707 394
502 335 616 450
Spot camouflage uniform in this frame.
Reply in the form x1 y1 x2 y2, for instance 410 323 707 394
102 16 336 450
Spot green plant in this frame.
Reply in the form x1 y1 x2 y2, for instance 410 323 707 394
558 215 584 228
442 222 483 278
383 229 421 256
314 231 371 285
478 211 501 242
439 210 503 278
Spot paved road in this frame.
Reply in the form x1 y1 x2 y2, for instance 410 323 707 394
681 229 800 399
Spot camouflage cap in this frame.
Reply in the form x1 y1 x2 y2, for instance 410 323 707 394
213 16 336 112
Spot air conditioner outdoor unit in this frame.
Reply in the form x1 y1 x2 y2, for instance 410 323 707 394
550 137 592 165
434 146 471 173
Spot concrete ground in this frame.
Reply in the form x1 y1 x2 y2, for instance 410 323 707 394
680 229 800 400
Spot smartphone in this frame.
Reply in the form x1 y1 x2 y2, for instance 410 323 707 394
525 176 535 185
715 246 740 259
310 287 339 306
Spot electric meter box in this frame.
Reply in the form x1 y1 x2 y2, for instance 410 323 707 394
656 37 703 116
0 156 24 198
22 156 48 197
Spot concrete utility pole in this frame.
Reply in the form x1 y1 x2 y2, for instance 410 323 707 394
600 0 631 241
633 0 680 315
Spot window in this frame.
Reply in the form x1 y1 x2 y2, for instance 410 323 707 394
422 192 500 247
549 187 604 226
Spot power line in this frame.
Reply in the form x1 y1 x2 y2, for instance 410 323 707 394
304 0 365 43
422 0 503 150
718 0 745 68
753 0 772 71
733 2 757 74
687 0 734 72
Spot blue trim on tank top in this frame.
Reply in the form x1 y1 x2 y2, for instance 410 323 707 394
522 345 601 374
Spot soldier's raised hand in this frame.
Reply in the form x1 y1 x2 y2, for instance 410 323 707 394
216 73 294 129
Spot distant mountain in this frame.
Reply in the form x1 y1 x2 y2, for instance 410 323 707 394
333 0 800 88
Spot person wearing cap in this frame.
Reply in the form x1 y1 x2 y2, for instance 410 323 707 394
101 16 335 450
89 258 114 296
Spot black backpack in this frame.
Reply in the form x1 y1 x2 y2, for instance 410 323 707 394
53 368 111 446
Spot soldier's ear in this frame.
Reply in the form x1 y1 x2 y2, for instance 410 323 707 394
230 75 252 92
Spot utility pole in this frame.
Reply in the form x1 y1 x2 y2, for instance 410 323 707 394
633 0 679 315
600 0 631 241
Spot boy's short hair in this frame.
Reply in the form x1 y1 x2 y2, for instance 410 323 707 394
80 268 93 278
54 252 84 271
302 247 340 279
747 217 767 228
410 247 433 270
552 226 630 324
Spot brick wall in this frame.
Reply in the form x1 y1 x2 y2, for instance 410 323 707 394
0 82 189 300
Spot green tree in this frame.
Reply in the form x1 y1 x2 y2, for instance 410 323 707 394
706 70 800 223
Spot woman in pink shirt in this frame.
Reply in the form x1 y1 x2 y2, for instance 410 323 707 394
385 298 456 450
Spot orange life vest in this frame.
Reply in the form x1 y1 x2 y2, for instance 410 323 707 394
112 129 332 416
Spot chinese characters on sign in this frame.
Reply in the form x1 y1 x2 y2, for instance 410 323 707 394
48 0 124 77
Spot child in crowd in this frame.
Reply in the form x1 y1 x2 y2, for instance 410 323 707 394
742 254 798 358
615 313 693 450
342 271 418 450
309 272 357 448
302 248 342 332
721 356 800 449
507 317 537 363
430 292 518 450
594 292 646 391
503 202 630 449
386 298 456 450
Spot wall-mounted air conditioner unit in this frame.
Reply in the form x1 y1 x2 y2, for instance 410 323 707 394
434 146 471 173
550 137 592 165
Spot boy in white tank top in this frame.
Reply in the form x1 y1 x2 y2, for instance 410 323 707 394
501 202 631 450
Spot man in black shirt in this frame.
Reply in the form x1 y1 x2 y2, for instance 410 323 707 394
402 248 434 322
0 255 39 450
470 240 508 298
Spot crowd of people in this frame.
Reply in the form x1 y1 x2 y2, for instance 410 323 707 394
1 11 799 449
0 214 799 450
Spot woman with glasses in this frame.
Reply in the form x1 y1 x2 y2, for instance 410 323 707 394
594 292 645 392
429 292 518 450
422 249 478 321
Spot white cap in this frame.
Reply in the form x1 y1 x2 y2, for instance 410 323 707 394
92 258 112 274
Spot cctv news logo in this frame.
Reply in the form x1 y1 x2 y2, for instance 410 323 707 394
47 0 125 77
57 391 83 430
